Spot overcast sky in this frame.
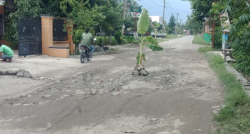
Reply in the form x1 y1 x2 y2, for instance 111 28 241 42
136 0 191 24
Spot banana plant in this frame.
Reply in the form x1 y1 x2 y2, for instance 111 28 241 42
136 8 163 65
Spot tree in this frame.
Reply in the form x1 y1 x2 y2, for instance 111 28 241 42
169 14 176 34
185 14 203 35
60 0 105 53
101 2 123 44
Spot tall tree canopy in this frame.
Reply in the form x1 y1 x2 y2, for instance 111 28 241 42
169 14 176 34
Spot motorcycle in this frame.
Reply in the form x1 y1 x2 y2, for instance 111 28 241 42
79 46 92 63
79 38 96 63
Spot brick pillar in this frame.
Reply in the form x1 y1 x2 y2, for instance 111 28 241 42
65 20 74 54
40 15 54 55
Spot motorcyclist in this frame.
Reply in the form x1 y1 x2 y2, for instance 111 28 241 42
80 27 95 56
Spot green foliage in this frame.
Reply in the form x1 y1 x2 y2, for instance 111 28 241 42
185 14 203 35
114 30 122 44
95 36 118 46
214 0 250 75
192 35 211 45
189 0 213 22
168 14 176 34
205 53 250 134
214 30 222 49
121 36 139 44
137 8 149 35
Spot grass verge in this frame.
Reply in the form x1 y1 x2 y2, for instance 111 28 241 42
205 53 250 134
193 35 210 45
198 47 214 53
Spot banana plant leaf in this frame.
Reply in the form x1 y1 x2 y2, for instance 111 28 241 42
137 8 149 35
142 54 146 61
145 36 158 45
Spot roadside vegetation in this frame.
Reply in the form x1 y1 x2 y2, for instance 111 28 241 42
193 35 211 45
192 31 250 133
205 53 250 134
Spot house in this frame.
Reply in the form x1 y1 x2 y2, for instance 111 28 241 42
0 0 7 45
149 16 163 25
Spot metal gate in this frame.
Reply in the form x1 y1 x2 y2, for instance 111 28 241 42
18 17 42 57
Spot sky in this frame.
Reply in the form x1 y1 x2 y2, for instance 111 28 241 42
136 0 192 24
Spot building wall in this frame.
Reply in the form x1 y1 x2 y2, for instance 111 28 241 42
149 16 163 25
0 5 9 46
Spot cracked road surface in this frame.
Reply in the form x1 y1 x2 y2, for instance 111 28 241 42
0 36 223 134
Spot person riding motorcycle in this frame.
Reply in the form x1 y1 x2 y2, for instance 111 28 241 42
80 27 95 56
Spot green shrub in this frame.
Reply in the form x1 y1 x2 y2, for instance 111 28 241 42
95 36 118 46
214 31 222 49
114 30 122 44
193 35 210 45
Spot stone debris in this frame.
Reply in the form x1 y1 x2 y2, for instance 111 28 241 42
0 70 6 75
75 90 85 95
0 69 32 78
60 95 70 99
42 95 51 99
132 65 149 76
16 71 24 77
89 89 97 95
24 71 32 78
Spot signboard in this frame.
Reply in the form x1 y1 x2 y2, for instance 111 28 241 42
130 6 141 13
220 12 230 32
131 12 140 17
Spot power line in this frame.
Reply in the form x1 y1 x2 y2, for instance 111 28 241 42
146 2 191 13
150 0 163 7
167 0 175 14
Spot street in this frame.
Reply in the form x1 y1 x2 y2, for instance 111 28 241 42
0 36 223 134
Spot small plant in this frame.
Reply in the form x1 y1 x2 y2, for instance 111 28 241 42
122 8 163 76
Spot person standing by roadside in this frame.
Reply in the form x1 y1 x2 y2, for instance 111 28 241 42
0 43 14 62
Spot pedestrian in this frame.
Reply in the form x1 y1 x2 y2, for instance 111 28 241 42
80 27 95 56
0 43 14 62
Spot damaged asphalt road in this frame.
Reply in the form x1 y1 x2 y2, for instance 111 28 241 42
0 36 223 134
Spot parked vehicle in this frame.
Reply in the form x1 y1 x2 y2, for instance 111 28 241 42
123 31 134 36
151 32 167 38
123 31 150 36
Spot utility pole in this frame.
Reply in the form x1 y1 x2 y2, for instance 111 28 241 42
180 19 183 34
175 13 179 35
162 0 166 31
212 0 217 48
122 0 128 36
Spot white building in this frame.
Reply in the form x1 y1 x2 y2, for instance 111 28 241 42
0 0 4 5
149 16 163 25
